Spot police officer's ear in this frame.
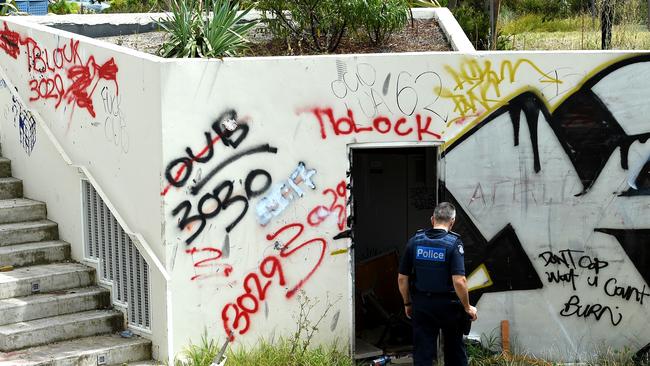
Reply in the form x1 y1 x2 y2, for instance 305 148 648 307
449 217 456 230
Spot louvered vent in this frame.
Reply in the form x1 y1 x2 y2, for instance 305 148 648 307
82 180 151 330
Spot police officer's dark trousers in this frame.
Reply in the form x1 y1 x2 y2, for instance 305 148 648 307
412 292 467 366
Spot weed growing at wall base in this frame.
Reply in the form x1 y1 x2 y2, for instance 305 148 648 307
226 339 354 366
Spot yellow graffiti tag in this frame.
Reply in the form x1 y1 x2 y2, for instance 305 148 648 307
440 58 563 125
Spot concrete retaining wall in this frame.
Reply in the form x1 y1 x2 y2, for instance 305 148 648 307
1 10 650 363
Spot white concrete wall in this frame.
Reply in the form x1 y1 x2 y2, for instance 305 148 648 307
0 18 170 361
161 52 650 361
3 14 650 363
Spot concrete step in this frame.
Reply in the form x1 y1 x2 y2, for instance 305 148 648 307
0 286 110 326
0 334 151 366
0 178 22 200
0 241 70 268
111 361 163 366
0 158 11 178
0 309 123 351
0 220 58 247
0 262 95 299
0 199 46 224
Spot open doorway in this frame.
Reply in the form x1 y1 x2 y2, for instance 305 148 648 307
351 145 439 360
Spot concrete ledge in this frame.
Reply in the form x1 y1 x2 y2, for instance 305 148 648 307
18 10 261 38
19 8 474 52
17 13 168 38
431 8 475 52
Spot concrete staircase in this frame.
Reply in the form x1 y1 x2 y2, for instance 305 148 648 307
0 157 154 365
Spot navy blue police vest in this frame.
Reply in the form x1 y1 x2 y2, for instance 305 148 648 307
411 229 460 294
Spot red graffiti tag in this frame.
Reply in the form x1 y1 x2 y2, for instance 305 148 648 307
161 134 222 196
307 180 348 230
309 107 442 141
186 246 233 281
0 22 119 118
221 223 327 342
0 23 20 59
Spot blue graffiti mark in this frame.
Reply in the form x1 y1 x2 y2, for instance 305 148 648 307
255 162 317 226
0 79 6 89
11 95 36 156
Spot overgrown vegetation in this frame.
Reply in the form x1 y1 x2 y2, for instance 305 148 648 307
104 0 162 13
156 0 256 58
497 0 650 50
174 292 350 366
0 0 19 15
256 0 357 53
356 0 410 45
257 0 411 52
48 0 80 14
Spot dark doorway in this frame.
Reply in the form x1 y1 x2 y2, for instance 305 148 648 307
351 146 439 359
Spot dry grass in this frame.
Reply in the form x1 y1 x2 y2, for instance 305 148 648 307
506 23 650 50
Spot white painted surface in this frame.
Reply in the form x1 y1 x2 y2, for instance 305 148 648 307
2 15 650 364
0 17 169 361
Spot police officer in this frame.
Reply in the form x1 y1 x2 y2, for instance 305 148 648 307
397 202 477 366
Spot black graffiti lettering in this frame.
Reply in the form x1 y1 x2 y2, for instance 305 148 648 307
212 109 249 149
212 180 249 233
166 157 193 188
165 110 251 190
191 144 278 195
186 132 215 163
578 255 608 275
587 276 599 287
545 269 579 291
173 174 258 244
172 201 206 245
245 169 272 199
560 295 623 326
538 249 583 269
604 278 650 305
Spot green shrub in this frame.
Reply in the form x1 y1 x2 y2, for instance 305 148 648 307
357 0 410 45
452 4 491 49
409 0 441 7
174 332 222 366
0 0 18 15
48 0 79 14
226 338 354 366
157 0 257 58
257 0 359 53
104 0 163 13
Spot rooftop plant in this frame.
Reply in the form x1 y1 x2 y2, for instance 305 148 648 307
357 0 410 45
157 0 257 58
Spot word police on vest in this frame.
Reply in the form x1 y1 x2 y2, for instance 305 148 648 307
416 246 446 262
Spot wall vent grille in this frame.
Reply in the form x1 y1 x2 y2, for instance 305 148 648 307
82 180 151 330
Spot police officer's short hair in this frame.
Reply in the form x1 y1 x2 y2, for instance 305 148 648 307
433 202 456 223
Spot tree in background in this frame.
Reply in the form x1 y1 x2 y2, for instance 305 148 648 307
601 0 615 49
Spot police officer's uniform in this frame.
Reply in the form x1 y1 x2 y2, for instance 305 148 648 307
398 228 467 366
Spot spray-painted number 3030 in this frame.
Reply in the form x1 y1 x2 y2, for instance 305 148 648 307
172 169 272 244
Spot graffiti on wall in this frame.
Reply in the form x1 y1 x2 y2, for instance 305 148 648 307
164 108 343 342
438 58 563 123
255 162 317 226
330 61 448 122
0 22 119 119
101 86 129 153
10 94 36 155
164 109 277 244
442 55 650 355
